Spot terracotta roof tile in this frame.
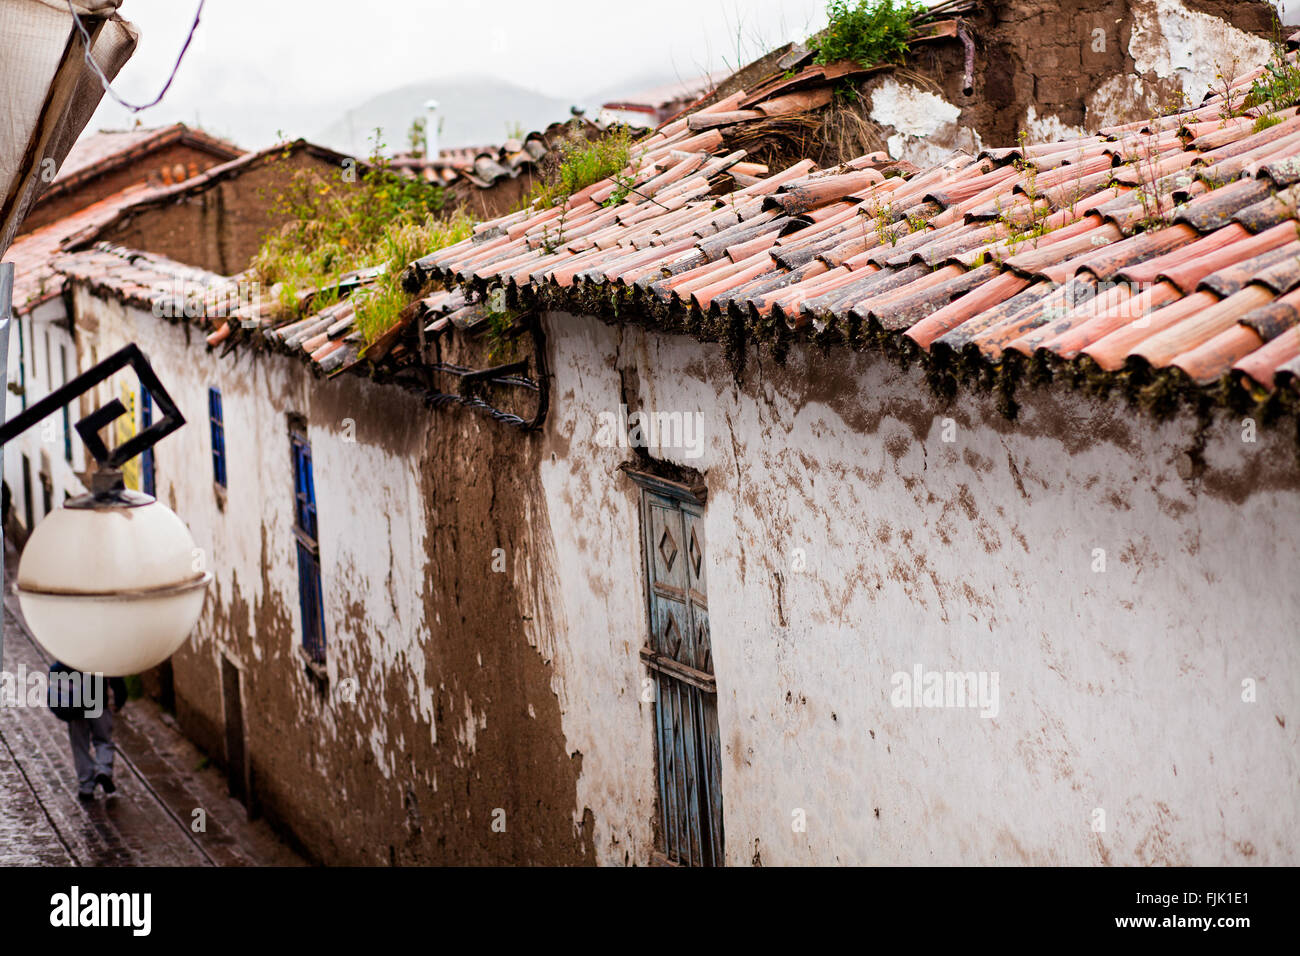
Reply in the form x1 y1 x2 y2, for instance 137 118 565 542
49 44 1300 422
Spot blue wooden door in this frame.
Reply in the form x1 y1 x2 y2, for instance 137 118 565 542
640 490 723 866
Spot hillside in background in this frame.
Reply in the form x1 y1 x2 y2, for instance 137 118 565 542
316 77 574 154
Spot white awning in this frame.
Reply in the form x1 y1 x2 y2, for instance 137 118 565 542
0 0 138 256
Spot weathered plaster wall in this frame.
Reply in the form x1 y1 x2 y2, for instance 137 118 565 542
863 0 1276 168
69 289 595 865
3 297 86 535
539 309 1299 866
54 284 1298 866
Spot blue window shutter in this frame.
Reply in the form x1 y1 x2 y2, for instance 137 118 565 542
208 387 226 487
290 430 325 662
638 488 723 866
140 386 155 497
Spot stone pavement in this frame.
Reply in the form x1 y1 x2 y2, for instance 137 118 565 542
1 545 304 867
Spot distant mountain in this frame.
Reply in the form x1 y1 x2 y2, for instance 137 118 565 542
315 77 575 155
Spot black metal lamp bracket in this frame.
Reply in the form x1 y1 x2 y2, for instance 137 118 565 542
0 342 185 472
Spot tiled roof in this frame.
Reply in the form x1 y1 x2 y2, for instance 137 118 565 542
392 119 605 190
42 45 1300 432
50 244 544 426
6 183 162 314
49 244 235 317
66 139 353 249
397 53 1300 412
43 123 243 197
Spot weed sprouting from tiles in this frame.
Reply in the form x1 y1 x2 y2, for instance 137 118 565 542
814 0 926 69
1245 28 1300 114
250 129 471 341
1123 116 1176 232
1253 112 1284 133
527 124 633 210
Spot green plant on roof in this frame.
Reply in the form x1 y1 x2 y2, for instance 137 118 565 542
1254 112 1284 132
1123 115 1176 232
813 0 926 68
603 170 637 207
250 128 474 343
1244 25 1300 114
869 199 895 246
529 123 633 209
352 211 476 345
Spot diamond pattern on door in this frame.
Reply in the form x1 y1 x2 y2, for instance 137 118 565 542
663 612 683 657
638 486 723 867
658 526 678 571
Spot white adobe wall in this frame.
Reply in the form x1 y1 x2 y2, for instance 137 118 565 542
71 288 439 771
53 287 1297 866
3 298 88 527
539 309 1300 866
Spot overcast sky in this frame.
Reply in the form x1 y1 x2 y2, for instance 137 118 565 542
89 0 828 148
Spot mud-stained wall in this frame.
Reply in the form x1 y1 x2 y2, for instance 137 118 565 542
862 0 1276 166
540 309 1299 866
69 289 595 865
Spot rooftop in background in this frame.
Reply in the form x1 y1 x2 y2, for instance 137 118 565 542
597 71 721 129
20 123 244 236
6 183 163 317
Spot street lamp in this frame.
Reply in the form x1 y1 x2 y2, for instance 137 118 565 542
0 262 210 676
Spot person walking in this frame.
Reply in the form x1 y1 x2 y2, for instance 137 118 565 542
48 662 127 802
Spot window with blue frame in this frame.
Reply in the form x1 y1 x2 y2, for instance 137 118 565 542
140 385 155 497
290 427 326 663
208 387 226 487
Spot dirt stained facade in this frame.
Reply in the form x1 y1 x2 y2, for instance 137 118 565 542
58 277 1300 866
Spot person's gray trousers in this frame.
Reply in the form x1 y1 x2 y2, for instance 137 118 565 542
68 709 115 794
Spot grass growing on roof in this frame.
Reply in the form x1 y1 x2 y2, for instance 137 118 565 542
1245 32 1300 113
528 123 633 209
352 211 475 343
814 0 926 68
250 132 472 342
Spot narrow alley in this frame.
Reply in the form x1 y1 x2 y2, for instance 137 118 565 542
0 546 302 867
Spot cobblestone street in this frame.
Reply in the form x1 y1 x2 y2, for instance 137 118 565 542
1 546 303 867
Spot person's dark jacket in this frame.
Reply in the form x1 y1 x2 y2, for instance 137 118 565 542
47 662 128 721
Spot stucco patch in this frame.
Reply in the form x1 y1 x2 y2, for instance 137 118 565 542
1129 0 1271 104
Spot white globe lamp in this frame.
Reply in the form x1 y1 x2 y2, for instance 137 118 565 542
15 470 211 676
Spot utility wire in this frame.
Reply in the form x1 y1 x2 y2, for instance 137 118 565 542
66 0 205 113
